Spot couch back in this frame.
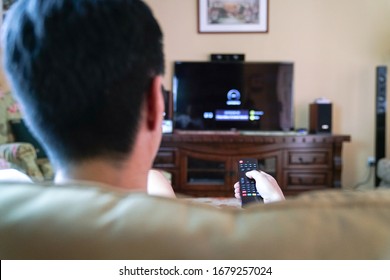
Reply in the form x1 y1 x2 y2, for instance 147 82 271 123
1 182 390 259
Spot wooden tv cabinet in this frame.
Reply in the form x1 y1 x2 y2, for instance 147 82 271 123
153 132 351 197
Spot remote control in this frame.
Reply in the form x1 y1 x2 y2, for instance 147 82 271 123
237 158 263 207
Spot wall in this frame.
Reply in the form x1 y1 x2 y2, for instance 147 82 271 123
144 0 390 189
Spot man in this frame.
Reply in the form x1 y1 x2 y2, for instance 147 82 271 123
1 0 283 202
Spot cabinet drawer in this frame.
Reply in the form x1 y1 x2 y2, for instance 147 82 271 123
154 148 177 167
283 170 331 190
285 150 331 168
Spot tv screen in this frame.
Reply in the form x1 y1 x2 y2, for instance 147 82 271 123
172 61 294 132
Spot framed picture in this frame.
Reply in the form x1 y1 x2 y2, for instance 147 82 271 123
198 0 268 33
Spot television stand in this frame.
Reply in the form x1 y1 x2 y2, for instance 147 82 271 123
153 133 351 197
174 130 240 135
239 130 308 136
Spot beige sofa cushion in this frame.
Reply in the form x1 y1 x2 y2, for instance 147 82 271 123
1 182 390 259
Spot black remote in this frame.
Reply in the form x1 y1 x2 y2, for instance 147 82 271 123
237 158 263 207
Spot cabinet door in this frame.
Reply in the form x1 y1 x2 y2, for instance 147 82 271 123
180 150 229 196
232 151 283 189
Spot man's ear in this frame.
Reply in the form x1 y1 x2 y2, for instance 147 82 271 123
146 76 164 130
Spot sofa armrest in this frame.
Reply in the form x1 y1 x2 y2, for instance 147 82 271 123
377 158 390 187
0 142 44 181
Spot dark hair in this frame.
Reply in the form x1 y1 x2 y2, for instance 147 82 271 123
1 0 164 167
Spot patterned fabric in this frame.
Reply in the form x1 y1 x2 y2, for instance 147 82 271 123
0 90 22 144
0 143 44 181
0 90 54 181
37 158 55 181
0 158 13 169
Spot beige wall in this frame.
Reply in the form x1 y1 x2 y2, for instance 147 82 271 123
0 0 389 189
145 0 390 189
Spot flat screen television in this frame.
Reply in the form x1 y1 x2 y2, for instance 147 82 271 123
172 61 294 132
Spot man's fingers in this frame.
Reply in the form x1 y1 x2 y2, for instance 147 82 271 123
245 170 269 184
233 181 241 200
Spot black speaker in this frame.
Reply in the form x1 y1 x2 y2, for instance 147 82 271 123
210 53 245 62
309 103 332 134
375 66 387 186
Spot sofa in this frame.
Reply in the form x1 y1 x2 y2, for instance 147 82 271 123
1 181 390 259
0 91 54 181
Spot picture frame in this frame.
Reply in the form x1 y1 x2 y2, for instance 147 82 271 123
198 0 268 33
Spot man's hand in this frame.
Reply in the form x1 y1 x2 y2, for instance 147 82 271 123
234 170 285 203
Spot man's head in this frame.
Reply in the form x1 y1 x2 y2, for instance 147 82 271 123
1 0 164 168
